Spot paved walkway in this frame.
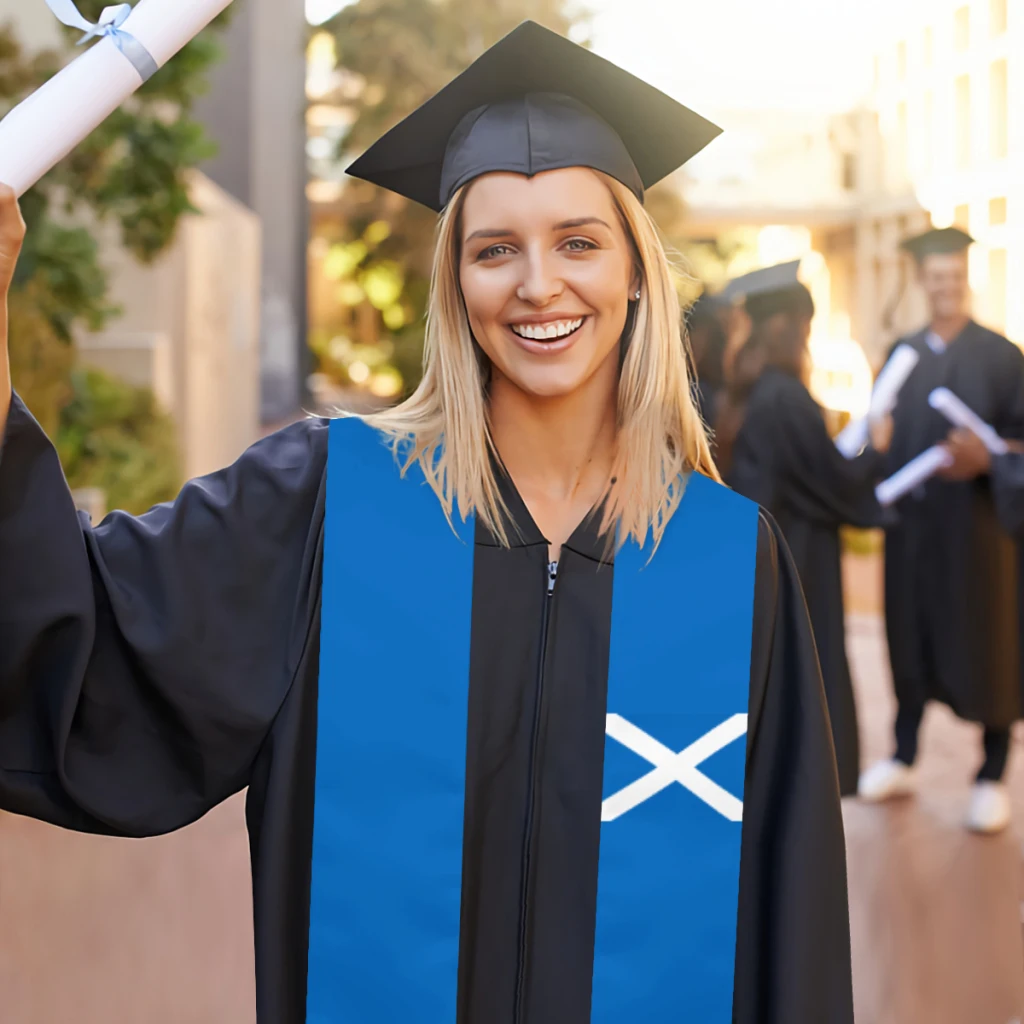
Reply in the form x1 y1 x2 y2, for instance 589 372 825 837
845 612 1024 1024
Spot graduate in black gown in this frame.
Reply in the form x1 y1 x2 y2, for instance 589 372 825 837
0 23 854 1023
859 227 1024 834
726 263 890 796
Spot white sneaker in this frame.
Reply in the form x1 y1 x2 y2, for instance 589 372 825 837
964 781 1011 834
858 758 917 802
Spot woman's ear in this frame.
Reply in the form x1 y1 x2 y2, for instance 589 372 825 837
629 266 642 300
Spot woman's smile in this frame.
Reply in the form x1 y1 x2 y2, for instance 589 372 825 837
506 314 590 354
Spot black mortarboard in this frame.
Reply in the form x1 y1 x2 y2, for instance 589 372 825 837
345 21 723 212
719 261 814 323
719 261 801 302
900 226 974 263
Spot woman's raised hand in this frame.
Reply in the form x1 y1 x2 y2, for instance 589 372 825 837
0 184 25 299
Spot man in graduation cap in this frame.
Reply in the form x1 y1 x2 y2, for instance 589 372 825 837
0 21 855 1024
859 226 1024 833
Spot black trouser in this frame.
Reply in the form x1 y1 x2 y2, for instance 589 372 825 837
895 702 1011 782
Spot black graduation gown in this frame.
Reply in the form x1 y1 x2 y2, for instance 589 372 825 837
0 391 854 1024
992 452 1024 536
883 322 1024 727
727 367 886 796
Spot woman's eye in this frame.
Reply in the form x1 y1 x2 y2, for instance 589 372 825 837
564 237 598 252
478 243 515 260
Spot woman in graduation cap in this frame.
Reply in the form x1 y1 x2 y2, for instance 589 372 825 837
721 263 892 797
859 226 1024 834
0 22 854 1024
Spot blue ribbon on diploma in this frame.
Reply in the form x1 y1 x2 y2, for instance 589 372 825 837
44 0 159 82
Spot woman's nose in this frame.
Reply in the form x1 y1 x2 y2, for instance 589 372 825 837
516 248 564 306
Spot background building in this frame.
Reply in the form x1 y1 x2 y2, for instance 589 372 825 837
679 0 1021 402
195 0 310 424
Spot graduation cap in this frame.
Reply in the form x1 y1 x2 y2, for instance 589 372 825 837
900 226 974 263
718 260 815 323
345 21 723 212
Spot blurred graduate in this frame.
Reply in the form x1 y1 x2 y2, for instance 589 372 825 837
724 261 891 796
859 227 1024 833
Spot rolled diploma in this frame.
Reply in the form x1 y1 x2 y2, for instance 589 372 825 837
0 0 234 197
928 387 1010 456
835 418 869 459
875 445 954 507
835 345 920 459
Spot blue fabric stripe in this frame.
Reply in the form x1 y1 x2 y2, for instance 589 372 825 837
592 473 758 1022
306 419 475 1023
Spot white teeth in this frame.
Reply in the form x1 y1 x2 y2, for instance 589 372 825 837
510 318 584 340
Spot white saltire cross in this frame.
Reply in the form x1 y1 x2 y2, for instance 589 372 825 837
601 713 748 823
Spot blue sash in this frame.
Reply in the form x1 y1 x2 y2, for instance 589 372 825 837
307 420 757 1022
592 472 757 1021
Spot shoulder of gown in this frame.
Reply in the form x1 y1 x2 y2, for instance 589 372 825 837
0 392 331 836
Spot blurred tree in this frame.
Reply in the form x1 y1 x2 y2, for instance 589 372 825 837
313 0 589 397
0 2 232 508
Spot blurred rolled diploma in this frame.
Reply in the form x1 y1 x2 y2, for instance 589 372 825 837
835 418 869 459
875 445 954 507
928 387 1010 455
835 345 920 459
0 0 234 198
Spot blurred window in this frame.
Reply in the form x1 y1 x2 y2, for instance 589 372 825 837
955 75 971 168
924 26 934 65
990 60 1008 159
991 0 1008 35
923 91 934 171
989 197 1008 224
897 101 909 170
842 152 857 190
955 203 971 230
989 249 1007 331
897 41 907 79
955 6 970 51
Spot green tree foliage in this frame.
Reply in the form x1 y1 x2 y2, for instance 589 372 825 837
313 0 589 396
0 3 231 509
57 367 182 515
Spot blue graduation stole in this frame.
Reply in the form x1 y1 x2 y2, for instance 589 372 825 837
306 419 758 1023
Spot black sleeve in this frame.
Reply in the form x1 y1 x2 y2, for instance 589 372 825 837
993 340 1024 442
0 392 328 838
731 377 886 530
734 510 854 1024
770 381 887 528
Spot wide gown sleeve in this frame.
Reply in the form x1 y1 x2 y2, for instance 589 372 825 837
0 392 328 838
733 510 854 1024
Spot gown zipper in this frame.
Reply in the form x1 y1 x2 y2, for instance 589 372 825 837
513 559 559 1023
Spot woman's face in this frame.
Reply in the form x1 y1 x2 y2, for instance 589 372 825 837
459 168 638 400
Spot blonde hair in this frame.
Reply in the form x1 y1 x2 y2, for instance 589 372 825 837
363 172 720 550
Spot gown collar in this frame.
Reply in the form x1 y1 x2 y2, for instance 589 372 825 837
476 458 614 565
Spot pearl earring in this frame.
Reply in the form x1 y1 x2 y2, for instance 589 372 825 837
634 289 641 300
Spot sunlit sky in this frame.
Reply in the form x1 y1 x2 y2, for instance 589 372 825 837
307 0 894 114
586 0 891 114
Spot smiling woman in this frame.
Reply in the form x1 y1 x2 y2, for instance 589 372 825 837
0 19 853 1024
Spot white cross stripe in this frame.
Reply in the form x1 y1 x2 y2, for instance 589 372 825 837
601 713 748 823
